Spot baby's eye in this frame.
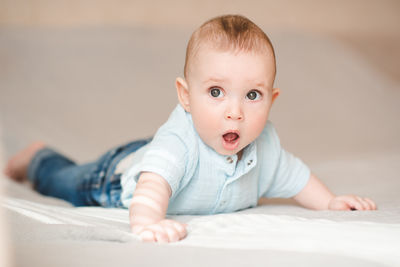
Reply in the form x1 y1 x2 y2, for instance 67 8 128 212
246 90 261 101
209 87 224 98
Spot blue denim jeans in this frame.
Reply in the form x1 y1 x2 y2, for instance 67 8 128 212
27 138 151 207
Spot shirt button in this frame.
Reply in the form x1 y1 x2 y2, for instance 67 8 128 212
247 159 253 166
226 157 233 163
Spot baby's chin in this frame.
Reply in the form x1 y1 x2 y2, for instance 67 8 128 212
212 146 244 158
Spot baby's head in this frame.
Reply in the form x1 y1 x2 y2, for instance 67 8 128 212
176 15 280 158
183 14 276 82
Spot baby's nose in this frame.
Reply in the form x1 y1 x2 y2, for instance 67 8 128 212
225 106 243 120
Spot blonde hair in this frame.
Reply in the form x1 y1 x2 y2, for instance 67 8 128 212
184 14 276 79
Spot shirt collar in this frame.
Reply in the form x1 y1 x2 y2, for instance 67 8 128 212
198 136 258 177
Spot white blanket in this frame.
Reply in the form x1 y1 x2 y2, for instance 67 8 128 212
3 170 400 266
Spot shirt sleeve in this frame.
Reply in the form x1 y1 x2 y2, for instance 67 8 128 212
260 123 311 198
120 105 198 207
137 131 188 199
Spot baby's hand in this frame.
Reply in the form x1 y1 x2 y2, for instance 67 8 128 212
328 195 377 211
131 219 187 243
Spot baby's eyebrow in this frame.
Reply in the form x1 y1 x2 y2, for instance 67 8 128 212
247 81 269 91
203 77 225 84
254 82 266 88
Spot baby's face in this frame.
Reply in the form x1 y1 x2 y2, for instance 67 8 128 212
180 45 279 157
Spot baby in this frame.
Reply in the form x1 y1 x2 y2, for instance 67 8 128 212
4 14 376 243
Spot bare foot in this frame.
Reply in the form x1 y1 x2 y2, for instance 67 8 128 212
4 141 46 182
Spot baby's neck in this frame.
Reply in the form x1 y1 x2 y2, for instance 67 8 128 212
237 150 243 161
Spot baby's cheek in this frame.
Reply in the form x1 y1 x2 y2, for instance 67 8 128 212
198 114 218 134
192 109 219 137
248 114 268 136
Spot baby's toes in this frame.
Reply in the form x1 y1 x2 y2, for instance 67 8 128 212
4 159 20 181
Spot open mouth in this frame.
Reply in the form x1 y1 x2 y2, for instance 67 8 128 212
222 131 240 150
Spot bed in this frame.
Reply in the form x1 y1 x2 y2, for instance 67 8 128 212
1 26 399 267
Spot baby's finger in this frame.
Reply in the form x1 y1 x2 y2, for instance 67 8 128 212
359 196 375 210
171 221 187 239
164 224 181 242
139 230 156 242
160 220 185 241
355 196 368 210
356 196 377 210
146 224 169 243
363 197 377 210
343 196 363 211
154 231 169 243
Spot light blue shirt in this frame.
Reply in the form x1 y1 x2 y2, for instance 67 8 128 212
120 104 310 215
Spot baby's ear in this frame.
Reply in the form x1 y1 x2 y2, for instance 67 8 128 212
176 77 191 112
272 87 280 104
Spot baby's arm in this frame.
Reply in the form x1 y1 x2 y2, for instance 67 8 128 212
129 172 187 243
293 174 377 210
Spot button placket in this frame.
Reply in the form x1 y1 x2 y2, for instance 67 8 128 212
218 183 229 209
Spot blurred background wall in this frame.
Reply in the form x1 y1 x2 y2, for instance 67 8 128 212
0 0 399 163
1 0 399 82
